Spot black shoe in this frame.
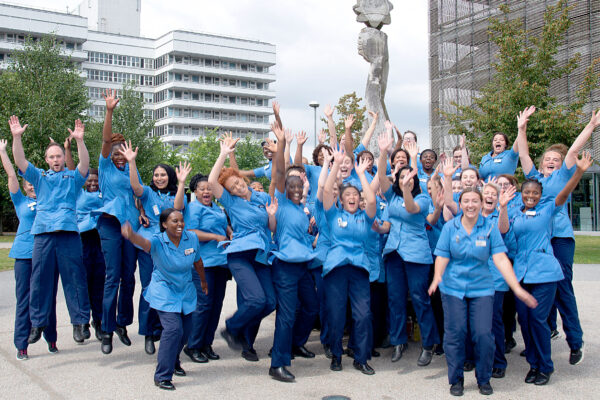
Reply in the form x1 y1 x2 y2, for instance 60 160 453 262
520 349 526 357
83 323 91 340
323 344 333 359
344 347 355 359
91 320 102 341
145 336 156 355
201 346 220 360
269 366 295 382
371 349 380 357
155 380 175 390
391 343 408 362
534 371 552 385
101 333 113 355
173 365 186 377
417 348 433 366
242 348 259 362
28 326 44 344
353 360 375 375
73 324 85 344
463 361 475 372
550 329 560 340
478 382 493 395
524 368 538 384
220 328 242 351
184 346 208 363
504 338 516 354
450 378 464 396
47 342 59 354
115 325 131 346
292 345 315 358
492 367 505 379
380 335 392 349
16 349 28 361
433 343 444 356
569 342 584 365
330 356 342 371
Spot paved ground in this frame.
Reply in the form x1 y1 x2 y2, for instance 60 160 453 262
0 265 597 400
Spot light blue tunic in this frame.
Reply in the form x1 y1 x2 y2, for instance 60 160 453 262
479 149 519 180
184 201 228 267
271 190 316 263
8 191 36 259
76 189 103 233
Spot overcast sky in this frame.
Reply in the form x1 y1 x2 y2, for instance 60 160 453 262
15 0 430 151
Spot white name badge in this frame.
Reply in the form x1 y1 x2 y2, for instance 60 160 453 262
337 218 348 228
476 240 487 247
526 210 536 217
27 201 36 208
420 178 427 182
184 248 195 256
153 205 160 215
98 193 103 199
494 158 502 163
401 202 406 208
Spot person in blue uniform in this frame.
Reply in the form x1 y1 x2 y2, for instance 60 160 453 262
322 144 377 375
121 208 207 391
429 187 537 397
183 173 231 363
267 124 319 382
517 106 598 365
377 130 440 367
208 133 275 362
0 139 58 359
478 132 519 180
94 89 141 354
76 168 106 341
120 140 187 354
500 152 593 386
10 116 91 345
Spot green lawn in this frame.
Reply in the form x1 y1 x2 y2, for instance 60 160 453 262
0 235 15 242
0 249 13 271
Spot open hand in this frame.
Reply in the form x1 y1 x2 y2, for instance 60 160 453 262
119 140 138 162
68 119 85 141
176 161 192 183
102 88 120 111
8 116 27 137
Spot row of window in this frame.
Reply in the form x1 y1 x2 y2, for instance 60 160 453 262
154 106 269 124
155 53 269 73
154 71 269 90
154 89 268 107
0 32 82 50
86 69 154 86
89 103 153 119
88 87 154 103
153 124 268 140
87 51 154 69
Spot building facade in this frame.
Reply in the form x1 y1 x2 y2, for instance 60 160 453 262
0 0 276 151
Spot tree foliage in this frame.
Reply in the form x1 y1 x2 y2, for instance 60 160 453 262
441 0 600 164
320 91 366 146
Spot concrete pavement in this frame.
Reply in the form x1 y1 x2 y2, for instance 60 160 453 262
0 265 598 399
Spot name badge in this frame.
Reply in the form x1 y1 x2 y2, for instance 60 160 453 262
153 205 160 216
337 218 348 228
420 178 427 182
98 193 103 199
525 210 536 217
476 234 487 247
494 158 502 164
184 248 195 256
27 201 37 208
401 202 406 208
303 207 310 215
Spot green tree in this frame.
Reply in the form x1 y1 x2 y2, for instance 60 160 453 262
442 0 600 164
320 91 366 146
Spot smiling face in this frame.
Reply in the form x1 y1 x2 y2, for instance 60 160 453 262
482 185 498 214
45 145 65 172
459 191 482 219
250 181 264 192
421 151 436 171
453 149 462 166
403 131 417 147
340 155 354 179
492 134 507 155
360 153 374 173
341 186 360 213
497 176 513 192
263 145 273 160
461 169 478 189
452 179 462 193
162 210 184 239
398 169 414 192
86 173 99 193
194 180 213 206
22 180 36 198
152 166 169 190
285 176 303 205
541 151 563 177
224 175 249 198
392 151 408 168
521 182 542 210
111 143 126 170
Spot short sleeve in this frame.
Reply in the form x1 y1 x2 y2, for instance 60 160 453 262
98 154 111 171
22 162 41 187
253 165 266 178
353 143 366 156
434 223 452 258
140 185 152 201
415 194 430 217
381 207 390 222
185 203 205 230
324 205 339 225
508 148 519 162
73 167 89 187
525 165 540 180
10 190 25 207
383 186 395 202
489 225 508 255
274 189 286 202
386 161 392 175
217 187 234 208
149 235 161 257
192 234 202 262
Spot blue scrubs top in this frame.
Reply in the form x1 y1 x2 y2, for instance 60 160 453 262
185 200 228 268
77 190 103 233
217 187 272 265
417 169 434 194
479 149 519 180
94 154 141 229
434 214 507 299
353 143 391 175
309 199 331 269
525 163 575 239
8 191 36 259
509 201 564 284
365 200 388 283
483 210 509 292
342 169 373 192
383 188 432 265
323 206 374 276
425 198 445 254
137 185 183 241
21 162 87 235
271 190 316 263
253 160 272 180
303 164 322 206
144 231 201 314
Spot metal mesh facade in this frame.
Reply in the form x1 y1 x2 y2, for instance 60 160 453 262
429 0 600 158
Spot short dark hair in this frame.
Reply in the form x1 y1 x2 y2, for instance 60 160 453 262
44 142 64 157
392 166 421 198
88 168 99 176
159 208 182 232
460 167 480 180
420 149 437 161
521 178 543 193
357 149 374 161
459 187 482 202
189 173 208 192
492 132 510 149
285 164 306 179
390 148 410 166
312 144 332 166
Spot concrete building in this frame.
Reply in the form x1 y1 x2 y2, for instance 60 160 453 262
0 0 276 151
428 0 600 231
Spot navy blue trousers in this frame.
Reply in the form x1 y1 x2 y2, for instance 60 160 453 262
311 266 328 345
442 293 494 385
137 251 161 336
548 237 583 350
516 281 557 374
31 232 90 327
464 291 506 368
188 266 229 350
14 259 57 350
81 230 105 324
97 216 137 334
155 310 192 382
226 250 275 349
271 258 319 368
386 252 439 348
324 264 372 364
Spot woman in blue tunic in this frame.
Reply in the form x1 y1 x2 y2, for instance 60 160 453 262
429 187 537 397
322 145 377 375
120 140 187 354
183 173 231 363
267 124 319 382
478 132 519 181
208 133 276 361
377 129 440 367
0 139 58 359
121 208 207 391
500 152 593 386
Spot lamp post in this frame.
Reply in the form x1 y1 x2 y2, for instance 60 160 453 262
309 101 319 147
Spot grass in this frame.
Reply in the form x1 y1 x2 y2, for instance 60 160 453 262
0 249 14 271
0 235 16 242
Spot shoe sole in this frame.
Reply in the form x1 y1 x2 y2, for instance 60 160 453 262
269 372 295 383
570 350 584 365
16 355 28 361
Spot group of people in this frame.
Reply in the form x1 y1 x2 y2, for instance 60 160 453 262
3 89 594 395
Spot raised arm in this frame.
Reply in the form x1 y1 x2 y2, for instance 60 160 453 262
0 140 19 193
208 135 239 199
516 106 536 174
316 148 332 202
565 109 600 169
377 123 394 195
361 111 378 148
498 186 516 234
120 140 143 197
294 131 308 165
266 196 278 233
459 134 469 171
283 128 293 170
64 136 75 171
399 169 420 214
272 101 283 132
392 124 403 151
426 186 444 226
121 221 151 253
323 146 344 210
174 161 191 211
356 156 376 219
69 119 89 178
405 141 419 170
556 151 593 206
343 114 355 158
271 123 286 194
324 104 338 148
101 89 120 158
8 116 29 173
442 158 459 215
